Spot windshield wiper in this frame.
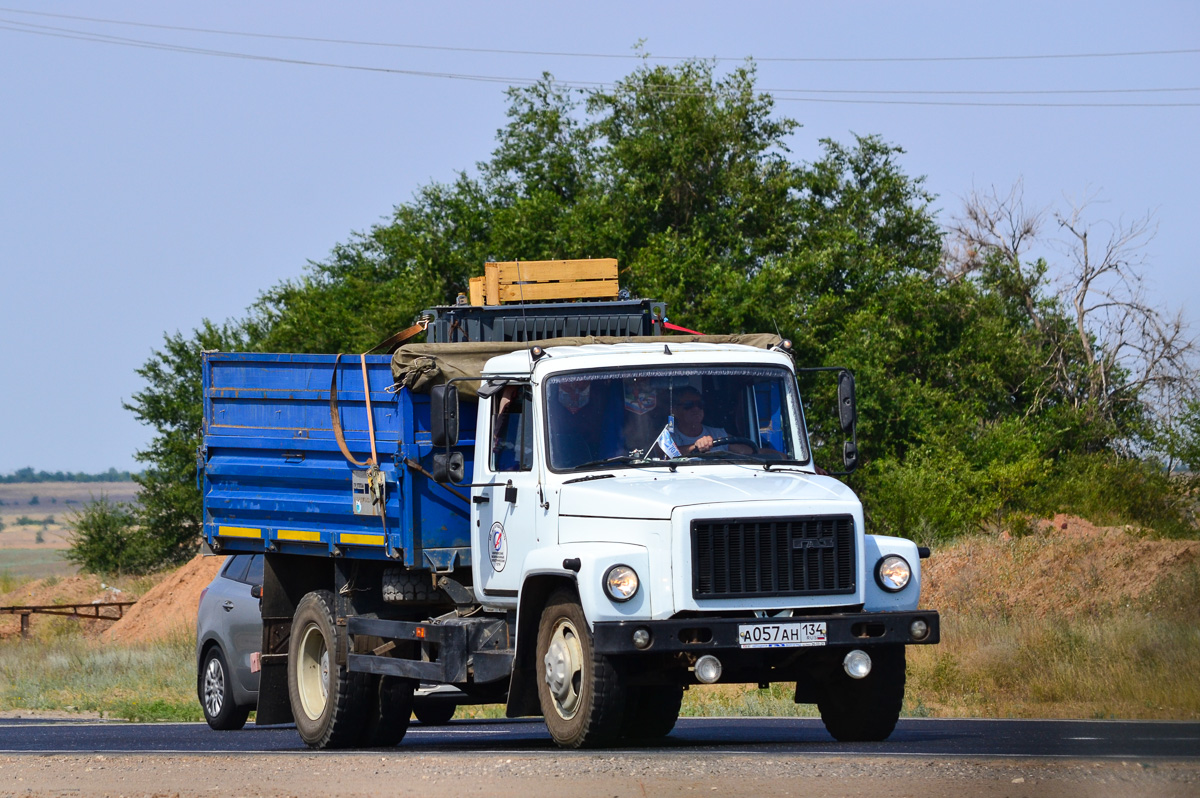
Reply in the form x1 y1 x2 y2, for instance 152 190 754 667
563 473 616 485
762 459 814 472
570 454 664 471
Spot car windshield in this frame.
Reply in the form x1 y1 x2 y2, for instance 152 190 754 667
544 365 808 472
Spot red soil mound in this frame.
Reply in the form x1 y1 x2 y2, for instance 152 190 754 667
103 554 225 644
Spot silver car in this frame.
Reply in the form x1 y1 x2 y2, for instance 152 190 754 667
196 553 263 730
196 553 462 730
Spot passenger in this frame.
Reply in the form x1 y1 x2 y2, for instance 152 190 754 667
549 379 608 468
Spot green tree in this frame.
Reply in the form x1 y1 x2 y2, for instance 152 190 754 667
127 58 1196 552
65 495 143 575
123 320 258 570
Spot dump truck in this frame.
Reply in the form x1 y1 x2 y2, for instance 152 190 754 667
199 263 939 749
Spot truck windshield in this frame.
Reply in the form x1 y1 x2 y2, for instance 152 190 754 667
544 365 808 472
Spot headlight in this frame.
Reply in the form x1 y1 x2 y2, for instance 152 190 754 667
875 555 911 592
603 564 639 602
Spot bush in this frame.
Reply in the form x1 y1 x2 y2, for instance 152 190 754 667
64 495 152 576
1017 454 1194 537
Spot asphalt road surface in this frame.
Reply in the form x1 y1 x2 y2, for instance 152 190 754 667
1 716 1197 759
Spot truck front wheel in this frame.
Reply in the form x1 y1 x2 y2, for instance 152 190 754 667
621 684 683 739
816 646 906 742
287 590 370 749
535 588 625 748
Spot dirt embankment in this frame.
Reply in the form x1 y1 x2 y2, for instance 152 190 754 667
0 574 128 640
101 555 224 643
923 514 1200 620
0 555 223 642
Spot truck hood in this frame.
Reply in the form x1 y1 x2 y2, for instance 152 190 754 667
557 468 855 520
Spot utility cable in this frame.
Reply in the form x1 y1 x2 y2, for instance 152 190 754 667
1 5 1197 64
2 18 1198 107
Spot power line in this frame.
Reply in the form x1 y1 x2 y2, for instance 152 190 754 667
2 18 1198 108
1 5 1198 64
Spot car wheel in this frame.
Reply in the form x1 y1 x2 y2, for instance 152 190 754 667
413 699 457 726
200 646 250 731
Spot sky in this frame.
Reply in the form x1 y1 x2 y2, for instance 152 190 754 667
1 1 1197 474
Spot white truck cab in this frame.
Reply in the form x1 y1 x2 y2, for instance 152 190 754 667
432 339 938 747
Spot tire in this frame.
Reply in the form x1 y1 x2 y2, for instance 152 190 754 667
382 568 434 603
413 699 457 726
287 590 370 749
359 675 416 747
199 646 250 731
620 684 683 739
535 588 625 748
816 646 906 742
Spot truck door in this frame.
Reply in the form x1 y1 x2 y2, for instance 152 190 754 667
473 385 540 603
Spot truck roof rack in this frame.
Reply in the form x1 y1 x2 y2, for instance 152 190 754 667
422 298 667 344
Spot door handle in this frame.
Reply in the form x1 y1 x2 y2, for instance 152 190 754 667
222 600 234 612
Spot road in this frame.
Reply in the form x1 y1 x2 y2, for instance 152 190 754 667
0 717 1196 797
1 716 1197 759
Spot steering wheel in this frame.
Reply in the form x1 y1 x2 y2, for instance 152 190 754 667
710 436 759 453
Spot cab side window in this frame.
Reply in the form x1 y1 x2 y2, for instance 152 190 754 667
490 385 533 472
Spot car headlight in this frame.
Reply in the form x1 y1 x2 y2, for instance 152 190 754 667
603 564 639 602
875 555 911 592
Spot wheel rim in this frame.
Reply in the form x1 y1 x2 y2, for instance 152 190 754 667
543 617 585 720
297 623 330 721
203 656 225 718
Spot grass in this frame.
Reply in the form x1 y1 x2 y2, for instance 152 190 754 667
0 626 202 722
0 549 76 581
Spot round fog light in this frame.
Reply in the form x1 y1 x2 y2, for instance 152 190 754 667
910 619 929 641
632 627 652 649
694 655 723 684
843 649 872 679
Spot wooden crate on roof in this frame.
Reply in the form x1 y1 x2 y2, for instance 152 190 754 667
472 258 619 305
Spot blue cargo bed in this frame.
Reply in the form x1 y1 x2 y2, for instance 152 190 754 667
201 352 476 570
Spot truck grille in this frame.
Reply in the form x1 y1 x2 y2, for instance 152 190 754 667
691 515 856 599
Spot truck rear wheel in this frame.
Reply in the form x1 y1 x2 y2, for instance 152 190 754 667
359 675 415 747
535 588 625 748
287 590 370 749
817 646 906 742
621 684 683 739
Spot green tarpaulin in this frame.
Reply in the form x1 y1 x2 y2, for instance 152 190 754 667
391 334 784 397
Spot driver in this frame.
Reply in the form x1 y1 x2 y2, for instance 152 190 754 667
669 387 752 455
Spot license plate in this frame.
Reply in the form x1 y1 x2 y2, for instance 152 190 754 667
738 621 826 649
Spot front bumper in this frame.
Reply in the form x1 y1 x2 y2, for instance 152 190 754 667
593 609 939 655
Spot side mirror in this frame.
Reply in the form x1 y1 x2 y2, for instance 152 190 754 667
432 451 465 483
837 370 857 433
431 384 460 447
843 440 859 472
251 584 262 599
